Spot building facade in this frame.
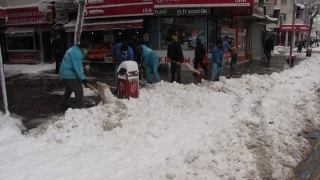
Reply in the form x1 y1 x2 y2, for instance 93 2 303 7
266 0 309 47
0 0 279 65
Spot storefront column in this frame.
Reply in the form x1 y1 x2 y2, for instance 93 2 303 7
39 32 44 63
298 32 301 41
285 31 288 47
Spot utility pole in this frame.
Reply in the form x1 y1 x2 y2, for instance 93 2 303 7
289 0 296 67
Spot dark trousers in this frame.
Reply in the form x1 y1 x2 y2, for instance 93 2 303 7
193 58 208 72
54 52 62 74
58 79 84 109
265 49 271 61
230 54 238 68
170 63 181 83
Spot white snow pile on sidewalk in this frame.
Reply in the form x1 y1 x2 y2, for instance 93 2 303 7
0 54 319 180
4 63 55 77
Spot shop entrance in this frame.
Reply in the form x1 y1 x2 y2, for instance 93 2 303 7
42 31 53 62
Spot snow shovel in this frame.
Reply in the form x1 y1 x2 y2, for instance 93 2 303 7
210 62 225 81
139 56 147 87
86 82 109 104
169 60 201 74
139 66 147 87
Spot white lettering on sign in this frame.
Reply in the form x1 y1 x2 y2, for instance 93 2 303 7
154 9 167 14
143 8 153 13
88 9 104 15
87 0 104 4
7 17 44 24
235 0 246 2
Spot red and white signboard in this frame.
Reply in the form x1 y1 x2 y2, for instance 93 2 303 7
85 0 153 7
64 19 143 32
84 4 153 19
2 6 53 26
280 25 310 32
0 8 5 19
153 0 253 8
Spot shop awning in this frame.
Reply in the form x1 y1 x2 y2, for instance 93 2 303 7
5 27 34 34
256 14 278 25
64 18 143 32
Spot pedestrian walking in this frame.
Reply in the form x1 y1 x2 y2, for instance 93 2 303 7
211 40 224 81
297 41 303 53
52 32 62 74
136 45 161 83
166 35 184 83
194 38 208 76
264 37 274 62
222 36 232 67
112 42 134 94
57 40 90 109
229 42 238 70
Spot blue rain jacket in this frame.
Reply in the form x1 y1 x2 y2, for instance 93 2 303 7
141 45 158 66
58 45 86 81
112 43 134 66
223 41 231 52
211 45 223 64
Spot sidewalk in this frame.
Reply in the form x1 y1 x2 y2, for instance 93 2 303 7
1 55 304 129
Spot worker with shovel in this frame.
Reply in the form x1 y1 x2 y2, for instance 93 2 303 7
166 35 184 83
136 45 161 84
211 40 224 81
57 40 90 109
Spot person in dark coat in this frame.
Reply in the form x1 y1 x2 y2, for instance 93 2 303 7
263 37 274 62
166 35 184 83
52 32 62 74
194 38 208 76
297 41 303 53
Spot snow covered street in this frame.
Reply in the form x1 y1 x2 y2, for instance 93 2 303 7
0 52 319 179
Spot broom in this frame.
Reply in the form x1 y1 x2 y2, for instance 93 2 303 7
168 59 201 74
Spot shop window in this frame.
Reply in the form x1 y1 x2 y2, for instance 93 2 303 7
6 35 35 50
160 17 198 50
281 0 287 4
280 13 286 22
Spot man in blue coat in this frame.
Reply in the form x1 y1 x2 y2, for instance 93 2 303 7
211 40 224 81
136 45 161 83
57 40 90 109
112 42 134 94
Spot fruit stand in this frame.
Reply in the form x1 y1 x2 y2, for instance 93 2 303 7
84 43 115 69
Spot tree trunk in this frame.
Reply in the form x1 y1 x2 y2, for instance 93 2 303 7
0 44 9 115
74 1 85 45
307 18 314 47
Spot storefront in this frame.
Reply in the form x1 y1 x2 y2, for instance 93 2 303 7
0 4 53 64
279 25 310 46
62 0 153 63
151 0 254 67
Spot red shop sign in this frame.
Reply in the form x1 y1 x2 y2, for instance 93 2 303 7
84 4 153 19
85 0 153 7
3 6 53 26
153 0 253 8
280 25 310 32
0 9 5 19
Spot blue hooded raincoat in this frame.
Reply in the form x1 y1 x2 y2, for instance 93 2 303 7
58 45 86 81
140 45 161 83
112 43 134 85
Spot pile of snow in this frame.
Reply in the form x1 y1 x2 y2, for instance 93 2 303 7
4 63 55 77
0 54 319 179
